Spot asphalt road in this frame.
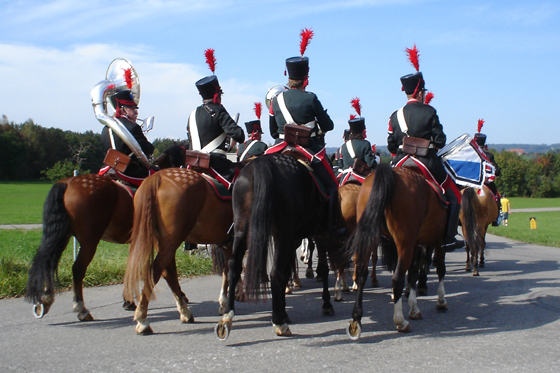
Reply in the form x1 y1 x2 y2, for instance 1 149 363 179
1 234 559 373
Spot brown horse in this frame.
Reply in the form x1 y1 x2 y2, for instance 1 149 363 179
345 163 450 340
334 182 379 301
122 167 234 335
460 185 500 276
25 147 184 320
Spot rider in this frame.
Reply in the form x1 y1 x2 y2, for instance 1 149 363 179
187 49 245 189
237 103 268 162
101 90 154 179
387 45 462 251
265 28 341 235
334 129 350 178
474 119 501 225
337 100 377 185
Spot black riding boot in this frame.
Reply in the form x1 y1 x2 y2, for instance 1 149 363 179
443 201 462 252
311 160 345 237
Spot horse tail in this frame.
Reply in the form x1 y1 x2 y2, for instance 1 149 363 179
461 188 481 256
123 174 160 303
346 163 395 272
26 182 72 304
244 160 274 301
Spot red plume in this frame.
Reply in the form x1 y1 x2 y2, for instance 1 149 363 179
300 28 314 56
477 119 485 133
254 102 262 120
372 144 376 153
123 68 133 89
350 114 357 120
204 48 216 73
405 44 420 72
350 97 361 117
424 91 434 105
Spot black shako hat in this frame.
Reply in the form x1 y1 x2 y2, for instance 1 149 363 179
286 56 309 81
474 133 487 147
245 120 262 134
196 75 221 100
110 90 138 109
348 117 365 134
400 72 425 95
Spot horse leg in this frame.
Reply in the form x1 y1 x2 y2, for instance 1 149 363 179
392 257 413 333
70 240 99 322
317 248 334 314
347 263 367 340
334 267 348 302
406 260 422 320
479 236 486 268
370 250 380 288
162 258 193 324
271 250 295 336
433 248 448 311
133 251 172 335
301 239 315 279
465 243 472 272
216 235 246 340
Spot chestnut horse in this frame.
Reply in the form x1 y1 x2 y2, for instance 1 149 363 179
460 185 500 276
25 147 184 321
345 163 450 340
122 167 234 335
215 153 346 339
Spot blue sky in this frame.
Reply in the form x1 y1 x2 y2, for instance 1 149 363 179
1 0 559 148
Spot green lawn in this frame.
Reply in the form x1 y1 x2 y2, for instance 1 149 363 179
0 181 52 224
488 210 560 247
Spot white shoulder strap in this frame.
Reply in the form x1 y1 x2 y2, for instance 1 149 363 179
347 140 356 159
108 128 116 149
277 92 296 124
397 107 408 135
240 140 258 161
188 109 201 150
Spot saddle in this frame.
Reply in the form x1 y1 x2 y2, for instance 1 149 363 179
281 145 310 164
394 156 448 207
352 158 373 177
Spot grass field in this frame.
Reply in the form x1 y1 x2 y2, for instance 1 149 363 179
0 181 52 224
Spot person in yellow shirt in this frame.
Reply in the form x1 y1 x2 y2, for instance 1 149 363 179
501 194 511 226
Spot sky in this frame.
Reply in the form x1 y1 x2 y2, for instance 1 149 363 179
1 0 559 149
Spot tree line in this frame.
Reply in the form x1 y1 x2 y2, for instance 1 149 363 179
0 118 181 182
1 118 559 197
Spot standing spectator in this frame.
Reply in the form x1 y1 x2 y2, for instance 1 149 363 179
501 194 511 226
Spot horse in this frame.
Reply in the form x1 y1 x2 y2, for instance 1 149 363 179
25 146 185 321
460 185 500 276
345 163 450 340
215 153 347 339
122 167 235 335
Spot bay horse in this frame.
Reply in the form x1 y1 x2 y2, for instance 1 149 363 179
122 167 234 335
345 163 450 340
215 153 346 339
25 147 184 321
460 185 500 276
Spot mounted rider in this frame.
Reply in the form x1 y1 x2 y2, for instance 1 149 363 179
237 102 268 162
387 44 462 251
474 119 502 225
337 98 377 186
265 28 341 235
187 49 245 190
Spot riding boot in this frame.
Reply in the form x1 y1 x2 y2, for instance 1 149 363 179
310 160 346 237
442 201 462 252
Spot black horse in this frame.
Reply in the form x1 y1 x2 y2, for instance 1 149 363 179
215 153 346 339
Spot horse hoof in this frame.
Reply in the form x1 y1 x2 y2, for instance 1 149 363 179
305 268 314 279
417 287 427 296
33 304 45 319
334 294 343 302
123 301 136 311
136 325 154 335
371 280 380 288
215 320 231 341
346 321 361 340
322 306 335 315
180 313 194 324
316 276 323 282
465 267 472 272
274 323 292 336
78 309 94 322
436 302 448 311
479 261 485 268
397 321 411 333
409 311 423 320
